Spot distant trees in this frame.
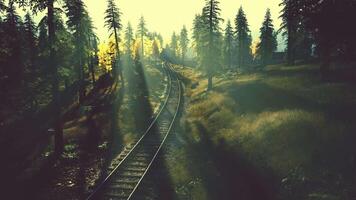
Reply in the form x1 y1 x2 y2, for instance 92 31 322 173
179 25 189 63
124 22 134 56
137 16 148 59
151 39 160 60
257 9 277 66
192 14 205 66
104 0 123 84
235 6 252 68
170 32 179 59
223 20 234 69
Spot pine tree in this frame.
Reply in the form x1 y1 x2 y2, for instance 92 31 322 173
257 9 277 66
22 12 39 109
170 32 178 59
23 12 37 70
192 14 206 64
202 0 223 90
124 22 134 56
152 39 160 59
223 20 234 69
2 1 23 88
65 0 88 102
235 6 252 68
104 0 123 83
25 0 63 155
137 16 148 59
280 0 299 65
179 25 189 63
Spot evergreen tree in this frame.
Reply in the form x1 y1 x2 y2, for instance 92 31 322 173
137 16 148 59
22 12 38 109
23 12 37 70
201 0 223 90
280 0 300 65
179 25 189 63
170 32 178 59
235 6 252 68
124 22 134 56
192 14 206 64
104 0 123 83
2 1 23 88
65 0 88 102
256 9 277 66
223 20 234 69
86 16 98 86
25 0 63 155
152 39 160 59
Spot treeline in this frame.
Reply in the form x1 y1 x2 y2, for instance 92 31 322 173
164 0 356 90
164 1 279 90
190 1 278 89
0 0 102 155
280 0 356 75
0 0 165 155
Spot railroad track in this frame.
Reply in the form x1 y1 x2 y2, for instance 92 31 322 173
87 63 182 200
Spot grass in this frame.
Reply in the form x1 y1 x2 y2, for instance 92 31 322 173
165 63 356 200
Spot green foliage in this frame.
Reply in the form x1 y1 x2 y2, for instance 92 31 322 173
256 9 277 66
170 32 179 58
193 0 223 90
104 0 122 38
179 25 189 62
104 0 122 80
124 22 134 55
137 16 148 58
223 20 233 69
235 6 252 68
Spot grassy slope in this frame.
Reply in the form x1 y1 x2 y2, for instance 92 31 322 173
167 64 356 200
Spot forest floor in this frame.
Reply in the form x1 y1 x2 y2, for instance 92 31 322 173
158 63 356 200
33 62 167 200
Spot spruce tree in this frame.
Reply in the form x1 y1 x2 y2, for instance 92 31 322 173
23 12 37 70
192 14 206 65
223 20 234 69
170 32 178 59
257 9 277 66
137 16 148 59
202 0 223 90
65 0 88 102
104 0 123 83
152 39 160 60
235 6 252 68
124 22 134 56
2 1 23 88
179 25 189 63
25 0 63 155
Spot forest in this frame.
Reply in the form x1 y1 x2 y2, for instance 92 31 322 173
0 0 356 199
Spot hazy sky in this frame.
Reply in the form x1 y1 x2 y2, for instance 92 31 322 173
85 0 284 49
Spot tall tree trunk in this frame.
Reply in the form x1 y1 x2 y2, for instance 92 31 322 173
48 0 63 156
113 26 124 87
